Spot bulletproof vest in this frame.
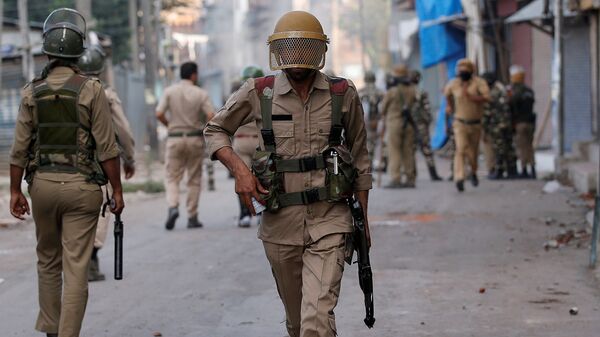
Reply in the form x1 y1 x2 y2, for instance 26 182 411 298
512 84 535 123
27 74 108 185
251 75 357 211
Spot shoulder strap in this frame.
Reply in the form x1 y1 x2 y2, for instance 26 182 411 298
255 75 276 152
328 76 349 146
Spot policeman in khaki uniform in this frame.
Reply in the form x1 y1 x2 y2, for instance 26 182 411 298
156 62 215 230
233 66 263 227
381 65 417 188
444 59 490 192
8 9 124 337
358 70 384 166
77 45 136 281
508 65 537 179
204 11 372 337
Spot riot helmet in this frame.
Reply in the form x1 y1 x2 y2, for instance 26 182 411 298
77 45 106 75
241 65 265 80
267 11 329 71
42 8 86 58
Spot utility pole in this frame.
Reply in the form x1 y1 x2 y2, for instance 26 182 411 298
141 0 158 153
129 0 140 72
18 0 33 82
555 0 564 157
75 0 94 28
358 0 367 71
0 0 4 94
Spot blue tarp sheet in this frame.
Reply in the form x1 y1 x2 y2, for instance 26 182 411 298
415 0 466 149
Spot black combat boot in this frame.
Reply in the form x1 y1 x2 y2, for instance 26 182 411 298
520 166 530 179
165 207 179 230
507 165 519 179
47 334 58 337
456 180 465 192
489 168 504 180
428 166 443 181
470 174 479 187
187 215 203 229
401 181 416 188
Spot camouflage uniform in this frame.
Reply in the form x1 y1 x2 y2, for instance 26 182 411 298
358 82 384 166
411 88 441 180
482 82 517 178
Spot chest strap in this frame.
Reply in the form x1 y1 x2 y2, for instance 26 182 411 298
256 75 276 152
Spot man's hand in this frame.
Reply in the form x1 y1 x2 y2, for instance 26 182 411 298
124 163 135 180
235 170 268 215
110 189 125 215
10 191 30 220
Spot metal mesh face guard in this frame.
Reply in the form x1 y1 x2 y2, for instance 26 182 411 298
269 37 327 70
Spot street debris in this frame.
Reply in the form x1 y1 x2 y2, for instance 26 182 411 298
152 332 162 337
544 229 591 250
479 288 486 294
543 180 570 194
569 307 579 315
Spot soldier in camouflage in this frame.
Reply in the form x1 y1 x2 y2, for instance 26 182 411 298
358 70 384 168
481 72 518 179
410 70 442 181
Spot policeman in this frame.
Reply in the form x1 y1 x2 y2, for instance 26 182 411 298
232 66 263 227
508 65 536 179
9 9 124 337
444 59 490 192
381 64 417 188
481 72 518 179
156 61 215 230
358 70 384 168
77 45 136 281
204 11 372 337
410 70 442 181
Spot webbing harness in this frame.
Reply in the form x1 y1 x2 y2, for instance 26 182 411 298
254 75 349 207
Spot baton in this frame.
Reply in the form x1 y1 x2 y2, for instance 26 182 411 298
111 199 123 280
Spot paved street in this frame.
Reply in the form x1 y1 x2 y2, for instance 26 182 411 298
1 157 600 337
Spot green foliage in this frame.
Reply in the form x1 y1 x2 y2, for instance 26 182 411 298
338 0 391 71
92 0 130 64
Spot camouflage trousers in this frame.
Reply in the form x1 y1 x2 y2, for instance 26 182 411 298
491 127 517 171
414 121 436 169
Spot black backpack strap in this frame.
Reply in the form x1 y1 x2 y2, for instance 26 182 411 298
328 77 349 146
254 75 276 152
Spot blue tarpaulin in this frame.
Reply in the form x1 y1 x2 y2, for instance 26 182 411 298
415 0 466 149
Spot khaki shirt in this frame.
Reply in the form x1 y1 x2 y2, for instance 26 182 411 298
204 72 372 245
105 86 135 165
10 66 119 182
156 79 214 133
381 83 416 122
444 76 490 121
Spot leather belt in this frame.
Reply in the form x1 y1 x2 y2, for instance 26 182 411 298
455 117 481 125
168 130 203 137
235 134 259 139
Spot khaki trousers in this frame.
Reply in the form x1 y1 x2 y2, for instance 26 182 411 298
482 131 496 172
453 122 482 181
30 177 103 337
263 233 346 337
165 136 205 217
515 122 535 166
387 119 416 184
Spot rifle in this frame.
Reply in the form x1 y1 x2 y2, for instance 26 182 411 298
346 197 375 328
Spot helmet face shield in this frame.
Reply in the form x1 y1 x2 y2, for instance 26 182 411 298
269 37 327 71
44 8 86 37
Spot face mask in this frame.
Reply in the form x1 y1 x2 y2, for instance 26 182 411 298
459 71 472 81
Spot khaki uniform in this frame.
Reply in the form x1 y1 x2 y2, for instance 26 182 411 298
232 122 260 167
205 72 372 337
444 77 490 182
381 83 417 185
509 83 536 167
10 66 119 337
95 86 136 249
156 79 214 217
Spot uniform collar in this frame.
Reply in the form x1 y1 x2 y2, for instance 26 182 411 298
50 66 75 76
181 79 195 85
275 70 330 95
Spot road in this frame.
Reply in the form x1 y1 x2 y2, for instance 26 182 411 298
1 157 600 337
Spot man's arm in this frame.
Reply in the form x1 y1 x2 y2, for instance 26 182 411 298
100 157 124 214
9 165 29 220
107 89 136 179
156 110 169 127
156 89 169 127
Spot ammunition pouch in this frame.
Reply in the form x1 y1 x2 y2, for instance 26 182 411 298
251 150 285 212
325 145 357 202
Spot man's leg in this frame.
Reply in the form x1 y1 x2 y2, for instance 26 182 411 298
165 138 186 229
402 126 416 186
482 131 495 174
31 179 62 335
263 241 304 337
386 120 402 185
185 137 204 227
453 123 468 182
300 233 346 337
58 181 103 337
89 185 113 281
